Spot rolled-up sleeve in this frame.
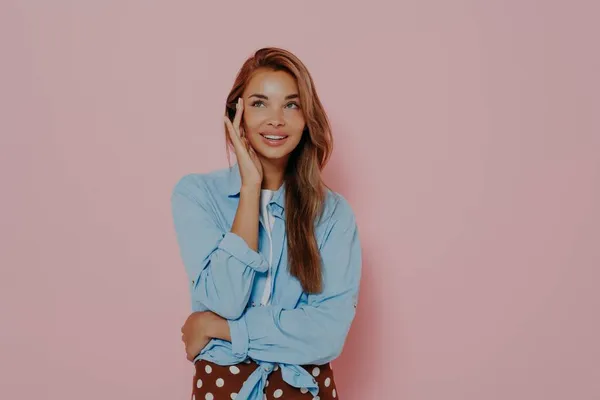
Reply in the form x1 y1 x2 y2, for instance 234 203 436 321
227 197 362 365
171 174 269 319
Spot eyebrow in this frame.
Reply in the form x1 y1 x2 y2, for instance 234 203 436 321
248 93 299 100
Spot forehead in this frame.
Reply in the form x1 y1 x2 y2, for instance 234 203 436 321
244 69 298 98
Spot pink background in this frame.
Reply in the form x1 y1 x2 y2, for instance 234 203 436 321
2 1 599 399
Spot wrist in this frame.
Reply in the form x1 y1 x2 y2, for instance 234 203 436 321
240 184 261 195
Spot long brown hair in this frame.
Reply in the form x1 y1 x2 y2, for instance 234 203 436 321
224 47 333 293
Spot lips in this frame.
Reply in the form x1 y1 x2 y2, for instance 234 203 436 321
260 132 288 140
259 132 289 147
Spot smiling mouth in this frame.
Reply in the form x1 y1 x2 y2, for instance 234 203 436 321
260 134 288 141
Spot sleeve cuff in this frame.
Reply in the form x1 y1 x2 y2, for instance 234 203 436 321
228 315 249 360
218 232 269 272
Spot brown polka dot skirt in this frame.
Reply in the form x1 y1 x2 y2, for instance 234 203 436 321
191 359 339 400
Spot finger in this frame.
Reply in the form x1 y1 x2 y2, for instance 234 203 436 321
224 115 243 150
248 145 260 161
233 97 244 131
241 137 249 150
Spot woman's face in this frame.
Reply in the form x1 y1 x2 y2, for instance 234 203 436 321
241 68 306 164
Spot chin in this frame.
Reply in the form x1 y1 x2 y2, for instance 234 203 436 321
257 148 293 161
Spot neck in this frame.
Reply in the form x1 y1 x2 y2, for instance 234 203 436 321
260 157 288 191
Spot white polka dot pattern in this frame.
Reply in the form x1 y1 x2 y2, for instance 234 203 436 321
192 360 338 399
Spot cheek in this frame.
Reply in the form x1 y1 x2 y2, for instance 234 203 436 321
242 113 260 132
287 114 306 133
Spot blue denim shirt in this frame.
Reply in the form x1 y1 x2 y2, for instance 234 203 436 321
170 164 362 400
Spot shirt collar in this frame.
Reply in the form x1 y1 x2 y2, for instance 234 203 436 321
227 164 286 212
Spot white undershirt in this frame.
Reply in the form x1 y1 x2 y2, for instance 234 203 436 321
259 189 275 306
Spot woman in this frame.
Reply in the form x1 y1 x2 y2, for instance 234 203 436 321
171 47 362 400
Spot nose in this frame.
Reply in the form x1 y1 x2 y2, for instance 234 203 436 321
267 108 285 127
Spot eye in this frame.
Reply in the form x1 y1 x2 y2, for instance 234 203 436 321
250 100 265 107
286 102 300 109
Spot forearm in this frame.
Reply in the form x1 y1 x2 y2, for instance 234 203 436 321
227 303 356 365
231 185 261 251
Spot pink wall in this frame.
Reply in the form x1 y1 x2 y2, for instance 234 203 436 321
2 1 599 399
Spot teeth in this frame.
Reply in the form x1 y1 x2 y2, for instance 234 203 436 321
263 135 285 140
